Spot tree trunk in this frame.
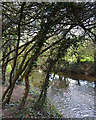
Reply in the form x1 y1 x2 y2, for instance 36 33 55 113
2 65 6 85
37 60 57 108
94 35 96 76
38 72 50 103
2 85 11 102
19 71 30 109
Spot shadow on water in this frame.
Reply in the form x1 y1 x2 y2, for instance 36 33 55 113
31 71 96 118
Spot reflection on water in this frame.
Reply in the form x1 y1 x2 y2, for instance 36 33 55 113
48 74 95 118
31 71 95 118
30 71 45 88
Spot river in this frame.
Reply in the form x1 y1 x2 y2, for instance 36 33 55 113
31 71 96 118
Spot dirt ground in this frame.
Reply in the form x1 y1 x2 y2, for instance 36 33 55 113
2 85 62 119
2 85 25 118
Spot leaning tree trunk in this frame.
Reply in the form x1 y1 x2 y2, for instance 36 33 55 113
2 48 9 85
38 70 50 104
2 85 11 102
94 35 96 76
36 60 57 108
19 71 30 109
3 81 16 105
2 62 24 105
2 64 6 85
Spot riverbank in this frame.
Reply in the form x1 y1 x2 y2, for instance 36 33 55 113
60 61 95 76
39 61 96 83
2 84 62 119
60 72 96 82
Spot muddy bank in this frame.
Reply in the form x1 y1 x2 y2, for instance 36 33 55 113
60 72 96 82
52 62 96 82
60 62 95 75
37 62 96 82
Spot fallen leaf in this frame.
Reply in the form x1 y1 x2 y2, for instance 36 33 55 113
26 114 31 118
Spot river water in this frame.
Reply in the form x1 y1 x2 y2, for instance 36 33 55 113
31 71 96 118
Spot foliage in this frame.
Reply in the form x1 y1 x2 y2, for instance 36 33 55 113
1 2 96 110
65 40 94 63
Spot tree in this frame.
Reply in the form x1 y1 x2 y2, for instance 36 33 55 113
1 2 96 107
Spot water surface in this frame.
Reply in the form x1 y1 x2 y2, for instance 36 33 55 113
31 71 96 118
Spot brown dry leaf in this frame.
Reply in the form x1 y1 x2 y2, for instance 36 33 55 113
26 114 31 118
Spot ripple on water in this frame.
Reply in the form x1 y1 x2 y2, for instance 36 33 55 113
31 72 95 118
47 74 95 118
